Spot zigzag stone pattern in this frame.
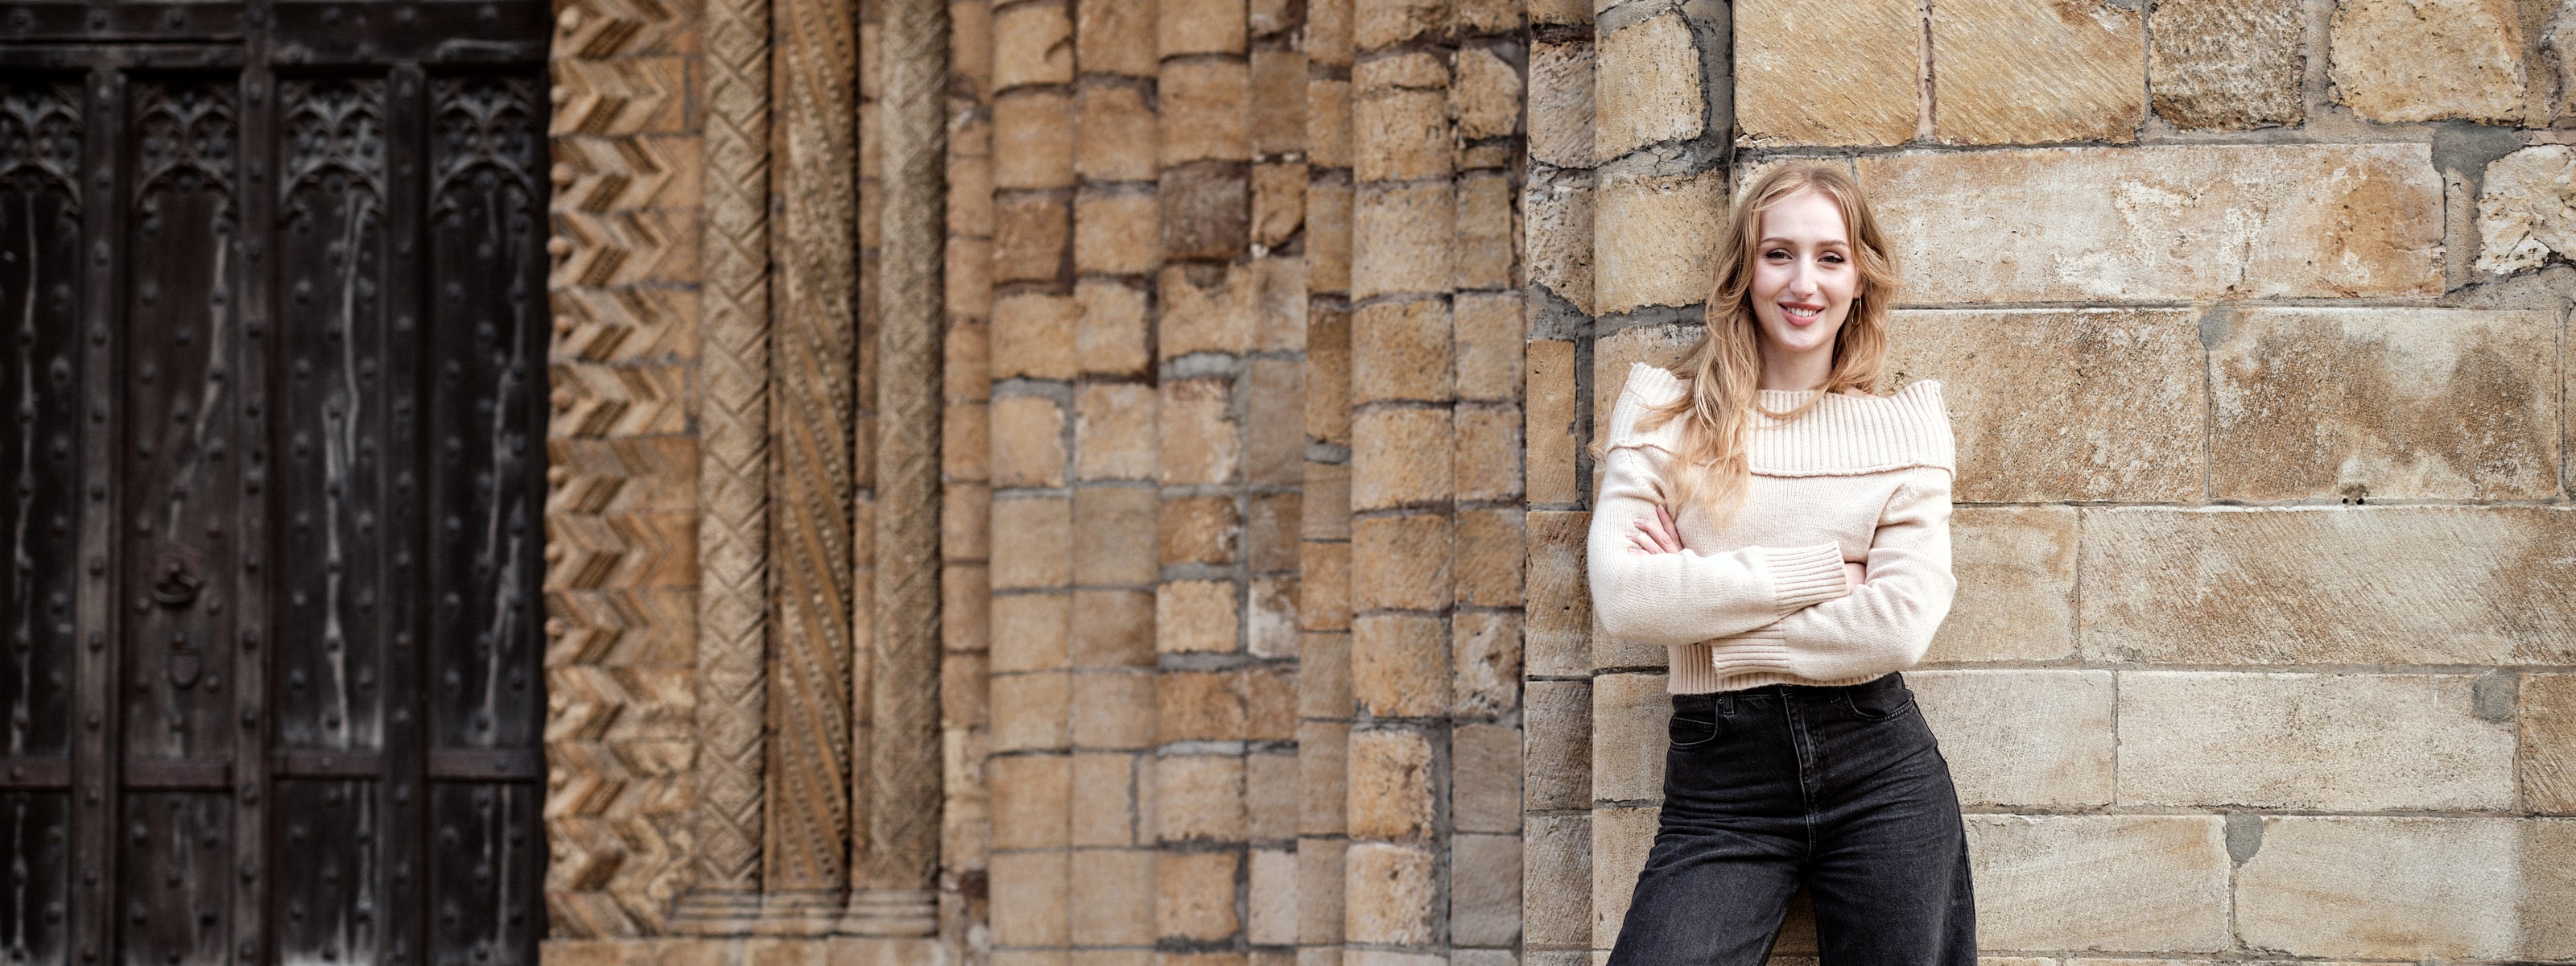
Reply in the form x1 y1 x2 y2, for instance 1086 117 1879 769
543 0 706 937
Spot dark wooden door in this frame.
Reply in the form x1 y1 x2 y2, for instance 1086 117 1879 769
0 5 551 964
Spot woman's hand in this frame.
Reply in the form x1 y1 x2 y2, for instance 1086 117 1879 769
1627 504 1683 555
1844 561 1866 588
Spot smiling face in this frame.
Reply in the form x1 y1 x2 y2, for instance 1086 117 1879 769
1745 189 1861 388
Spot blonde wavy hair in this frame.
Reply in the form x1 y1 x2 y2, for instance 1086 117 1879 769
1633 163 1900 516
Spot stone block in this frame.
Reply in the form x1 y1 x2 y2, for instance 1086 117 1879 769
990 753 1073 849
1524 510 1592 678
1456 173 1517 291
1072 589 1156 670
1352 514 1452 611
2208 308 2558 501
1078 0 1158 76
1356 54 1453 184
1247 664 1298 740
1909 671 2112 808
1354 0 1443 48
993 192 1071 283
1596 11 1705 159
1160 0 1246 56
1160 670 1249 744
1922 506 2077 664
994 0 1075 89
991 394 1069 489
1355 299 1455 404
1298 840 1345 943
1074 486 1159 586
1253 162 1307 249
1247 492 1302 574
2237 816 2576 960
990 850 1071 945
1298 720 1350 836
1077 83 1159 183
2118 671 2516 811
1157 849 1242 940
1523 680 1591 811
2329 0 2526 123
993 670 1072 752
1352 181 1454 299
2479 146 2576 275
993 591 1072 672
2526 675 2576 813
1523 813 1592 947
1525 341 1580 507
1250 51 1307 157
1303 460 1350 542
1590 672 1669 804
993 292 1081 381
2149 0 2305 130
1073 667 1158 751
1157 580 1240 654
1076 279 1152 378
1735 0 1918 147
1247 751 1299 841
1455 292 1524 402
1068 847 1156 945
1247 357 1306 485
1344 842 1438 945
1932 0 2143 144
1159 378 1241 485
1455 45 1522 142
1161 163 1250 262
1352 614 1451 719
1352 410 1455 510
1525 177 1595 316
1455 506 1524 609
992 496 1074 589
1162 60 1252 165
995 90 1077 191
1451 833 1525 946
1247 846 1298 944
1254 578 1300 660
1300 541 1353 632
1453 722 1523 834
1596 169 1728 315
1529 41 1596 168
1074 383 1157 482
1075 188 1162 275
1456 404 1525 504
1589 806 1659 948
1157 753 1249 842
1453 611 1523 719
1159 495 1241 568
1307 77 1353 171
1348 726 1436 840
1071 752 1143 846
1967 815 2229 952
1857 144 2442 303
2079 506 2576 666
1158 262 1254 358
1885 308 2204 502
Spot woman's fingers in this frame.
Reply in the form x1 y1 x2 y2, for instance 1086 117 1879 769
1649 506 1684 552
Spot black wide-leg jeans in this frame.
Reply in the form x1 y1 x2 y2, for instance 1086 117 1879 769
1604 672 1976 966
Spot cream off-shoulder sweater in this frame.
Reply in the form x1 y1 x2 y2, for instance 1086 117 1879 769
1587 363 1958 693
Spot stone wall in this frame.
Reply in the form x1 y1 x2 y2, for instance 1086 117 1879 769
537 0 2576 962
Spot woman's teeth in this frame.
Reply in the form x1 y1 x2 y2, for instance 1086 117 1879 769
1782 304 1821 319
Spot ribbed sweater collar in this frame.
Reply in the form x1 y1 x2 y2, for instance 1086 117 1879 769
1616 363 1955 477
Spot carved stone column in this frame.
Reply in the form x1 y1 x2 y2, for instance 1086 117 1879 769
844 0 947 935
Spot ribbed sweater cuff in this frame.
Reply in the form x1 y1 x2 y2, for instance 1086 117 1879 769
1666 631 1798 693
1767 543 1851 613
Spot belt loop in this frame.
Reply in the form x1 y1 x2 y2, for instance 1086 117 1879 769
1717 694 1734 716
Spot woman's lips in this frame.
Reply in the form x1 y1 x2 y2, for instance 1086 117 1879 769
1781 303 1824 325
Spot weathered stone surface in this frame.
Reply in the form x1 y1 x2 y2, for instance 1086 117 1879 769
1522 813 1592 947
1590 672 1669 805
1735 0 1919 147
1066 849 1154 946
1525 510 1592 677
2238 816 2576 960
2478 146 2576 275
1595 11 1704 159
1455 291 1523 403
1352 514 1451 611
1525 341 1580 507
1451 611 1522 717
1453 722 1523 834
1246 848 1298 945
991 850 1071 944
2079 506 2576 666
1886 309 2204 502
1523 680 1591 811
1455 46 1522 142
1857 145 2443 303
994 0 1075 89
1344 842 1438 945
1352 410 1455 510
1455 173 1515 291
2329 0 2526 124
2208 308 2558 501
2149 0 2306 130
1922 506 2076 664
1967 815 2230 952
1589 806 1658 948
1158 579 1241 654
2119 672 2516 811
1354 299 1455 404
995 91 1077 191
1156 753 1248 842
1933 0 2142 144
1157 850 1241 940
1910 671 2112 808
1595 171 1727 315
2526 675 2576 813
1451 833 1524 946
1529 41 1595 169
1356 54 1454 184
1352 614 1451 718
1352 182 1455 299
1078 85 1160 184
1525 176 1595 315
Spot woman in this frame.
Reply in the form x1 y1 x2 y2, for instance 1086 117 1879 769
1588 162 1970 965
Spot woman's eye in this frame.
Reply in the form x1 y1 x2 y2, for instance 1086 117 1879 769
1821 253 1845 263
1765 249 1790 259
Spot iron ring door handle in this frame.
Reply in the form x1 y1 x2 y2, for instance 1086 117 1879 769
154 562 202 607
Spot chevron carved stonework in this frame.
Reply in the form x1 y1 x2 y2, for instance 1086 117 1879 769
543 0 708 936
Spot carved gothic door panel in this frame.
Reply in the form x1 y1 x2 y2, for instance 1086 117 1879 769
0 5 550 964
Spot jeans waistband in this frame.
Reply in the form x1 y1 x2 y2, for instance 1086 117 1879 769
1670 671 1902 712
